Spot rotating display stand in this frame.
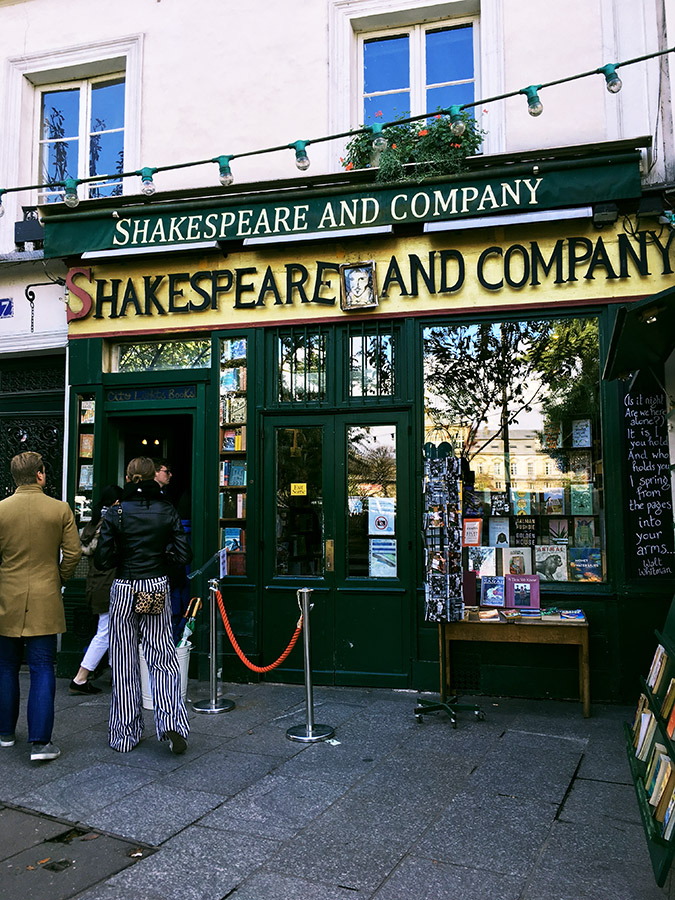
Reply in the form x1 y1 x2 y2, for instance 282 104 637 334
415 441 484 726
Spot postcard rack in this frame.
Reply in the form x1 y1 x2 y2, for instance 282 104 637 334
626 595 675 887
415 442 483 726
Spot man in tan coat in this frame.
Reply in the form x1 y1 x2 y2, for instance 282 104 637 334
0 452 81 761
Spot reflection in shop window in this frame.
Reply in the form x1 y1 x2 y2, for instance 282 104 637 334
347 425 397 578
349 332 394 397
423 317 605 584
112 339 211 372
278 330 327 403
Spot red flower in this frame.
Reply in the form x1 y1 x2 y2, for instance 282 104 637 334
483 108 489 114
345 161 354 171
418 129 428 136
375 110 383 117
391 143 397 150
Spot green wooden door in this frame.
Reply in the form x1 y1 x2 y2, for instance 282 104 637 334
261 409 412 687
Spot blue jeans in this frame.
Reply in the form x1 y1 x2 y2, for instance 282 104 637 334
0 634 56 743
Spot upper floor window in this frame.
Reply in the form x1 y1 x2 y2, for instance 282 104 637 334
38 75 125 203
361 22 475 125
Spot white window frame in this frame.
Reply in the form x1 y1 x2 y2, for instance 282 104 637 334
0 35 142 234
36 73 126 203
357 18 478 126
328 0 505 160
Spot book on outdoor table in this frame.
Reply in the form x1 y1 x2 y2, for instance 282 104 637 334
560 609 586 620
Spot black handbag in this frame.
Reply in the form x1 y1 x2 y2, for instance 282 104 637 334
116 504 167 615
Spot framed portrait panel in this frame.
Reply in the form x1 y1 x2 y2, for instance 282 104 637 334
340 261 378 311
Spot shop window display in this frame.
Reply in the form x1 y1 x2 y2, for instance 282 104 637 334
219 337 248 576
423 316 605 587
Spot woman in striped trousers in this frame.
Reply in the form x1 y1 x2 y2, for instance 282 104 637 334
95 457 192 754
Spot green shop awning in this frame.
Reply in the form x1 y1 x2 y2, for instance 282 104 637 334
603 284 675 381
42 151 643 259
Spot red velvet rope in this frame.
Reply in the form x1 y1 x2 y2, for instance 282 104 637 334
215 589 303 673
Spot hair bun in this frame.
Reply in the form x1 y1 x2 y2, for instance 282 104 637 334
131 473 143 484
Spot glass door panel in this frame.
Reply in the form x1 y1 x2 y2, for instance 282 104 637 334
347 424 398 578
275 426 325 576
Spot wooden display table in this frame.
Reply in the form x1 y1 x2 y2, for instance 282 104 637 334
442 616 590 717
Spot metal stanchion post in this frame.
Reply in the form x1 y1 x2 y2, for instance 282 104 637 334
193 578 235 714
287 587 335 743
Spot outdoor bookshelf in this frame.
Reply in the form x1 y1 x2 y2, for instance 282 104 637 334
627 601 675 887
219 337 248 576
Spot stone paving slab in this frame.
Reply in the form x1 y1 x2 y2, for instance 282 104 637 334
370 854 526 900
0 810 145 900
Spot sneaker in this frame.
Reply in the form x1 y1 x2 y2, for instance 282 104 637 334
69 679 102 695
30 742 61 761
166 730 187 755
0 734 15 747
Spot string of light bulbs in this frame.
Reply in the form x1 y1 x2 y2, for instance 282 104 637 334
0 44 672 216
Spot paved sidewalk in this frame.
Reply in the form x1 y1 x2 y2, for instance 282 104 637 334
0 671 670 900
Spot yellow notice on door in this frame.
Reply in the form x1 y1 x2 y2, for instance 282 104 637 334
291 483 307 496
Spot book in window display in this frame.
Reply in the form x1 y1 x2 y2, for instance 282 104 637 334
542 488 565 515
466 546 496 578
505 573 540 608
78 465 94 491
499 547 532 575
511 489 531 516
490 491 510 516
222 338 246 361
568 548 602 582
569 449 592 482
462 518 482 547
229 461 247 486
534 545 568 581
514 516 537 547
480 575 505 607
488 517 510 547
574 516 595 547
570 483 593 515
80 400 95 425
79 433 94 459
547 517 569 544
571 418 592 447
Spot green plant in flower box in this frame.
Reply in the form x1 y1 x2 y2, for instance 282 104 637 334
341 111 485 183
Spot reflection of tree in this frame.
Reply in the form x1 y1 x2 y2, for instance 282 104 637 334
423 318 600 477
279 333 325 401
424 321 552 464
349 335 393 396
119 340 211 371
43 107 70 184
348 443 396 498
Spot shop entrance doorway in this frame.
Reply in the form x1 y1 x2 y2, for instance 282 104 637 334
261 410 413 687
106 413 193 519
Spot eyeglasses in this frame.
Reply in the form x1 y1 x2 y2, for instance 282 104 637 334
159 467 171 474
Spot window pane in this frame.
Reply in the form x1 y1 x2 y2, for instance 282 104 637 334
114 340 211 372
426 25 473 85
423 318 606 585
347 425 397 577
364 35 410 93
275 427 324 576
41 89 79 140
40 138 78 186
91 78 125 132
364 92 410 125
349 334 393 397
427 82 475 115
89 129 124 177
278 330 327 403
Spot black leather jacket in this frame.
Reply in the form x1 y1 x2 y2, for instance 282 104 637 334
95 482 191 579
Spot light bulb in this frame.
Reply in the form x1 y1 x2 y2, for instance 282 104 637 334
291 141 310 172
522 86 543 117
64 179 79 208
448 106 466 136
215 155 234 186
139 167 157 196
372 134 388 152
0 194 5 218
295 149 310 171
599 64 622 93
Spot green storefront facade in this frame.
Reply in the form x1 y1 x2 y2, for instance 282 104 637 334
44 141 674 704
